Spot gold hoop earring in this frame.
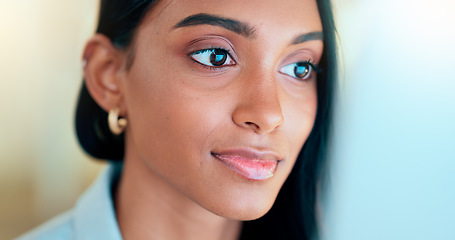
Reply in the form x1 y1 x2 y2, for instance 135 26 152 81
108 107 127 135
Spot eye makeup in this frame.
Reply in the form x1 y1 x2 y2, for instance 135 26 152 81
275 48 320 82
188 48 236 70
279 60 321 81
184 35 239 72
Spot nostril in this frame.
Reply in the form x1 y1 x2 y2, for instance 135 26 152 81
243 121 260 130
231 99 284 134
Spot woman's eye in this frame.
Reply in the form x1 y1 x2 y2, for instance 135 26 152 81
190 48 235 68
279 61 316 80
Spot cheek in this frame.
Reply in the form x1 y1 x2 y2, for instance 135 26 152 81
124 69 215 165
282 83 318 160
123 59 238 194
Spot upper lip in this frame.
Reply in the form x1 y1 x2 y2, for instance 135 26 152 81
211 148 282 161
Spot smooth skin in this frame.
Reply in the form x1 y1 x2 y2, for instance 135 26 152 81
83 0 323 239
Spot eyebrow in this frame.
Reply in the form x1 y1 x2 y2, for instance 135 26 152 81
174 13 324 45
173 13 256 38
292 31 324 45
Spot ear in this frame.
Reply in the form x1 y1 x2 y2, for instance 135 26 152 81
82 34 128 116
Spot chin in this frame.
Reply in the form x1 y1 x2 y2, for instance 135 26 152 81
225 202 274 221
234 208 272 221
205 189 278 221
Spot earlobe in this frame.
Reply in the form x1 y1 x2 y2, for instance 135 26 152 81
82 34 127 114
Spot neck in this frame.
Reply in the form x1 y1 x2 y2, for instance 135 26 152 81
115 146 242 240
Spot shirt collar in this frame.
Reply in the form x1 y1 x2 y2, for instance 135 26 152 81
73 162 123 240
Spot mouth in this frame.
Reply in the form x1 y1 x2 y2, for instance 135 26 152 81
211 149 281 181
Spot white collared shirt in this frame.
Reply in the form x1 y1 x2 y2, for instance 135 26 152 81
15 163 123 240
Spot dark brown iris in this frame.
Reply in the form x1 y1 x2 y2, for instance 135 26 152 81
294 62 310 78
209 49 228 66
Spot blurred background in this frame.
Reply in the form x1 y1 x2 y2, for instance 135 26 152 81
324 0 455 240
0 1 103 239
0 0 454 239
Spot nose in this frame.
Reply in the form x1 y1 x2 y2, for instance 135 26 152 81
232 72 284 135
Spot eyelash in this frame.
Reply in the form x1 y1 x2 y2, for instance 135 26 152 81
188 47 322 80
188 47 236 71
279 60 322 81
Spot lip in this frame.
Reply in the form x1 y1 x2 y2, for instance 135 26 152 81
211 148 281 181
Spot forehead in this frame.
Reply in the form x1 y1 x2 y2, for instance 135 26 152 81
143 0 322 35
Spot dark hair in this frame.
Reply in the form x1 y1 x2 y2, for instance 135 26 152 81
75 0 337 239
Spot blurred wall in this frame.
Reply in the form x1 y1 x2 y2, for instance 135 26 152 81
324 0 455 239
0 1 104 239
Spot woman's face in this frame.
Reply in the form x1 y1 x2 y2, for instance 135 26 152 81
121 0 323 220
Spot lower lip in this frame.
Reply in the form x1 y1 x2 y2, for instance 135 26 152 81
212 154 278 181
